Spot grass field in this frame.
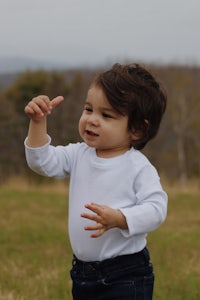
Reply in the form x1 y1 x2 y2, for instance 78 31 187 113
0 181 199 299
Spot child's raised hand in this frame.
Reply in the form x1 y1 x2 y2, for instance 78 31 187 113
81 203 128 238
24 95 64 121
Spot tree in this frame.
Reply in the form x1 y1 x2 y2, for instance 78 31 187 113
5 70 49 114
155 66 200 184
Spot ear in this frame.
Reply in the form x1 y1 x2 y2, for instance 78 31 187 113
130 130 142 142
129 120 149 142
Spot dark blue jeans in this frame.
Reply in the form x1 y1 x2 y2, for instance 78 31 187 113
70 247 154 300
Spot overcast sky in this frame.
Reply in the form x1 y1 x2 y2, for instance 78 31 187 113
0 0 199 67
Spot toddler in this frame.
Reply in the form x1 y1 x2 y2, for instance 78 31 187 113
24 63 168 300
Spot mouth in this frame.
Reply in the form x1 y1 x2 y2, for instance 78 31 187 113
85 130 99 137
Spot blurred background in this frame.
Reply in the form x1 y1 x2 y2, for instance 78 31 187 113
0 1 200 299
0 0 200 187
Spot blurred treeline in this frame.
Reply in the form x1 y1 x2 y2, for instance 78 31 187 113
0 64 200 185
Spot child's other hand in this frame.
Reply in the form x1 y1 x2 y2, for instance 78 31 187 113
24 95 64 121
81 202 128 238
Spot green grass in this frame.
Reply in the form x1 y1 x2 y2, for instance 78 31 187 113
0 186 72 300
150 191 200 300
0 184 199 299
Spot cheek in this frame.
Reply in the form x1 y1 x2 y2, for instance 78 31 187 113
78 116 85 134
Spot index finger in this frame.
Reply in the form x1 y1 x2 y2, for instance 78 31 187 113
84 203 104 215
50 96 64 109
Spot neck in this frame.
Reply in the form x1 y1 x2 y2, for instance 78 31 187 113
96 147 131 158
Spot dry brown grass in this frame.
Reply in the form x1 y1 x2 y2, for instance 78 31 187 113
2 176 69 194
0 178 199 299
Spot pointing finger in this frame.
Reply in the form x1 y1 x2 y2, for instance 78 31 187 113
50 96 64 109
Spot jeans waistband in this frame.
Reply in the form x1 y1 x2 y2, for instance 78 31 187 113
72 247 150 277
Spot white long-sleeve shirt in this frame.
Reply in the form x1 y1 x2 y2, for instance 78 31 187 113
25 136 168 261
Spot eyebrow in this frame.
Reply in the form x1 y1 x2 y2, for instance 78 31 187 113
85 101 115 112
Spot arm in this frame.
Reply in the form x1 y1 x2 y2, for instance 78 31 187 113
81 166 167 238
24 95 64 147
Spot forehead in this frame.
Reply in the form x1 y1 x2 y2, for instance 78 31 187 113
86 85 113 109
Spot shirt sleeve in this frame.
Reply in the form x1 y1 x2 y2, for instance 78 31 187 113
24 135 73 178
119 165 168 237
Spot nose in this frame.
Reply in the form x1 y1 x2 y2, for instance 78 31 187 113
87 113 99 126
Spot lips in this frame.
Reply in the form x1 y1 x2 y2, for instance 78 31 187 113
85 130 99 137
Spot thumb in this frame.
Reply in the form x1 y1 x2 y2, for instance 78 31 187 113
50 96 64 108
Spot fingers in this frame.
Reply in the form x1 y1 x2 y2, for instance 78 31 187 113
81 203 107 224
50 96 64 108
25 95 50 117
84 203 105 215
90 228 105 238
81 212 98 222
81 203 108 238
24 95 64 119
84 223 106 238
84 223 104 231
81 210 105 238
81 206 104 224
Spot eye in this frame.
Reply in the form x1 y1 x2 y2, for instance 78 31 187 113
84 106 92 113
102 112 113 118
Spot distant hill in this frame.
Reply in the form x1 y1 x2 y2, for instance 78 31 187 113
0 56 67 89
0 56 67 74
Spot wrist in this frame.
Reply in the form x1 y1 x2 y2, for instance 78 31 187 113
30 116 46 125
116 210 128 230
27 118 48 148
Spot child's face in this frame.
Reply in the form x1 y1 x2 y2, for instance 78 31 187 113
79 85 136 158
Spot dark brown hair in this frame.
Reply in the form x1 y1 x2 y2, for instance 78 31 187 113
93 63 167 150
